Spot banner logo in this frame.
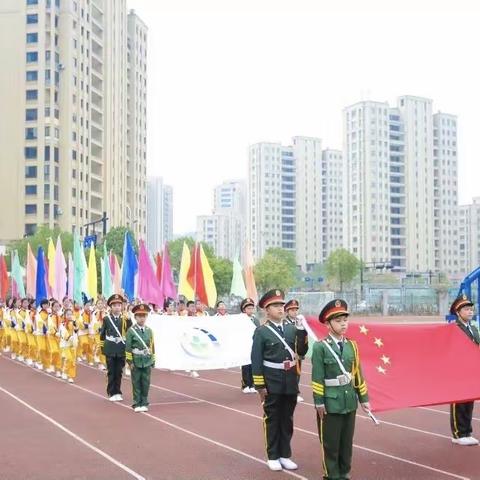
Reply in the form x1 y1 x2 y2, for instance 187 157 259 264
180 327 220 358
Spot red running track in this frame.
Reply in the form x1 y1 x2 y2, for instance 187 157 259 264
0 355 479 480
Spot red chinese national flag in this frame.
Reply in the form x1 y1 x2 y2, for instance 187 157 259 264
305 317 480 412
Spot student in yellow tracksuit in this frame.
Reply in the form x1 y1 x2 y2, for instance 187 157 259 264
78 298 92 364
16 299 30 362
46 301 62 376
25 300 37 366
92 299 107 370
34 299 50 370
6 298 18 358
60 308 78 383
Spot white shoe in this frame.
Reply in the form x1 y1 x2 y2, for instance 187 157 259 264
4 346 10 352
26 358 33 366
117 395 123 401
141 406 149 412
18 355 24 362
134 406 142 412
297 395 304 402
46 366 54 373
190 370 199 378
61 373 68 380
111 394 122 402
452 437 479 446
242 387 251 393
98 364 105 371
77 357 83 362
109 395 117 402
37 364 43 370
249 387 257 393
88 362 94 366
68 378 74 383
11 353 16 360
56 371 62 378
267 460 283 471
279 458 298 470
82 355 87 361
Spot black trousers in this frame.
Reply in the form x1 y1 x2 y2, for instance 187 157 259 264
106 355 125 397
450 401 474 438
317 411 356 480
241 364 253 388
263 393 297 460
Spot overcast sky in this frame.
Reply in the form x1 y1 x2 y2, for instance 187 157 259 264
127 0 480 234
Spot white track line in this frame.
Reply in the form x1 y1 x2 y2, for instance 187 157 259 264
149 400 203 406
0 384 146 480
1 358 307 480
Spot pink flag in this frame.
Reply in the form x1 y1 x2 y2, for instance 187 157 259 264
137 240 163 307
26 243 37 298
160 243 177 301
110 251 122 294
67 252 74 299
54 236 67 301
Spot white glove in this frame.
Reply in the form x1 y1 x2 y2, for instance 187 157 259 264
295 314 305 330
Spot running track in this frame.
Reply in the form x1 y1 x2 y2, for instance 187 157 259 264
1 354 478 480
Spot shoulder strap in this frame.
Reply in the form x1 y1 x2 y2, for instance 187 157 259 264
107 315 125 344
130 326 151 353
322 339 349 376
265 324 295 360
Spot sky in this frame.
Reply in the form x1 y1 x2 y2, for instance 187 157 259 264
127 0 480 234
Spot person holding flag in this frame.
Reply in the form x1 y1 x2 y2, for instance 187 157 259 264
312 299 370 480
125 303 155 412
251 289 308 472
449 294 480 446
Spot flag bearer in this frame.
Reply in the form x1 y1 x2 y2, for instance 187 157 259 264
34 299 50 370
240 297 259 393
46 301 62 376
60 307 78 383
16 298 30 362
100 294 132 402
125 303 155 412
251 289 308 472
312 299 370 480
450 294 480 446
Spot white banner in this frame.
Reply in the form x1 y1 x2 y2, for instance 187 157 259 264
147 314 257 371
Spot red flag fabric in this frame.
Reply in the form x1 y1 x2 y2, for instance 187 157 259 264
186 243 207 305
0 255 8 299
305 317 480 412
155 253 162 285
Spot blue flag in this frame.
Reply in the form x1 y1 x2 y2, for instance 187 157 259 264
121 232 138 301
36 246 48 304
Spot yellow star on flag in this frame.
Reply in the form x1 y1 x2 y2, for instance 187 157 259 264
374 337 384 348
377 365 387 375
359 325 369 335
380 355 391 365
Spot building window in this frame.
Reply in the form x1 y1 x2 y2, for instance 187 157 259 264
72 150 77 160
26 89 38 100
25 204 37 214
54 147 59 162
26 70 38 81
25 127 37 140
44 146 50 161
25 147 37 159
27 0 38 4
26 33 38 43
25 185 37 195
25 108 37 121
44 184 50 199
26 51 38 63
44 204 50 219
26 14 38 24
25 166 37 178
25 224 36 236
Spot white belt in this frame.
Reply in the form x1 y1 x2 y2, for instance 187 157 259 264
324 374 352 387
106 335 124 344
263 359 296 370
132 348 150 356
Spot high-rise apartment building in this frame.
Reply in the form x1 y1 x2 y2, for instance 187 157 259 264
146 176 173 254
459 198 480 275
343 96 458 274
0 0 147 243
197 180 246 259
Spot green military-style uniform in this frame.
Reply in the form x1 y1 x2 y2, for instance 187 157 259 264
312 300 369 480
99 294 132 399
251 290 308 462
449 295 480 443
125 321 155 410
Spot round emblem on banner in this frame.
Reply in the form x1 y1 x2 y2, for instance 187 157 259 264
180 327 220 359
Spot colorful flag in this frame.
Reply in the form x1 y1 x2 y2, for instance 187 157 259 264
230 256 247 298
305 318 480 412
110 252 122 295
178 242 194 301
54 235 67 301
26 243 37 298
0 255 9 299
244 244 258 302
199 244 216 308
160 244 177 301
11 250 25 298
87 242 97 300
187 243 205 303
47 237 56 294
155 253 162 285
137 240 163 306
67 252 74 299
73 233 87 304
121 233 138 301
35 246 48 304
102 243 113 298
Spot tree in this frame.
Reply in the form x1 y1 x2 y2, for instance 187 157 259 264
325 248 361 292
209 257 233 296
7 225 74 266
254 248 297 293
102 226 136 261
